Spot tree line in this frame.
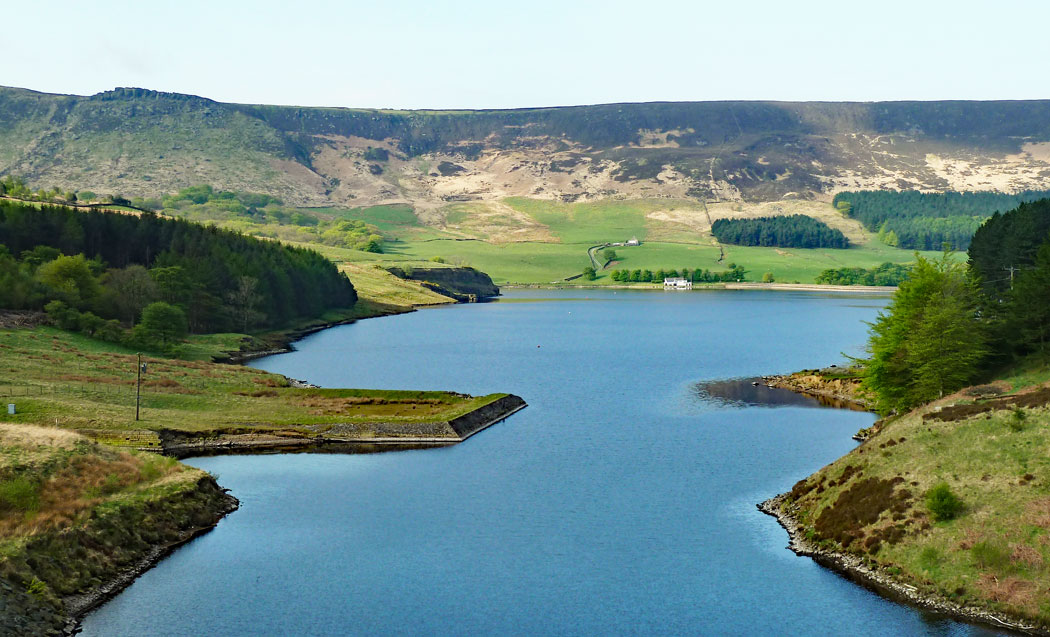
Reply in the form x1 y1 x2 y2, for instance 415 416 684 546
608 264 748 283
2 178 389 254
833 189 1050 250
710 215 849 249
861 199 1050 414
815 262 911 286
0 201 357 349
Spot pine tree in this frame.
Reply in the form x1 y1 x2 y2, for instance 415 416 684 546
862 252 987 413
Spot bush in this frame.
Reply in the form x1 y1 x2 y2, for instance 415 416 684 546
0 477 41 515
44 300 81 331
77 311 105 337
971 540 1011 571
127 302 188 352
926 483 963 521
1009 407 1027 432
26 577 49 600
918 546 941 571
96 319 125 343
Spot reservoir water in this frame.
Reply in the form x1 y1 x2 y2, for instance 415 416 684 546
81 289 1003 636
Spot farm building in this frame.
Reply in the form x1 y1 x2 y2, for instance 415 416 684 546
663 277 692 290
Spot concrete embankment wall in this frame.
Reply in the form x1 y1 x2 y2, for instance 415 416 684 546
449 394 527 440
154 394 528 456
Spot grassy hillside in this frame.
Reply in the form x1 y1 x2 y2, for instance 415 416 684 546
331 238 944 286
336 262 455 307
772 364 1050 630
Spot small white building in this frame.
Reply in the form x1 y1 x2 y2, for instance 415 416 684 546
625 237 640 246
663 277 692 290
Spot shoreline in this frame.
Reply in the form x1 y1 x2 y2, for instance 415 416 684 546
501 282 896 293
221 303 415 364
758 493 1044 635
763 372 873 412
759 376 1046 636
64 485 239 635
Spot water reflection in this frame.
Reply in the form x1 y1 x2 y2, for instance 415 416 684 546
696 377 869 411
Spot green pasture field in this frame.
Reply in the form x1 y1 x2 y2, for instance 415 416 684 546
326 237 946 285
293 198 957 286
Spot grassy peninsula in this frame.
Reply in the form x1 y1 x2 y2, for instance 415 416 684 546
0 300 521 635
0 327 515 451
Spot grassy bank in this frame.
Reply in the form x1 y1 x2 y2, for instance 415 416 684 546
770 363 1050 631
0 327 507 447
0 424 237 635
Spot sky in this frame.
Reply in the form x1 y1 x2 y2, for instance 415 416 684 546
7 0 1050 109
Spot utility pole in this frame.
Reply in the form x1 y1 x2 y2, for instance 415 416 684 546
136 353 142 421
1005 265 1020 289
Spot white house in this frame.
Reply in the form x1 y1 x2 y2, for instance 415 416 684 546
663 277 692 290
625 237 640 246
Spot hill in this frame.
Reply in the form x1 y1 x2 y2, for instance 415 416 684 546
7 87 1050 285
6 87 1050 211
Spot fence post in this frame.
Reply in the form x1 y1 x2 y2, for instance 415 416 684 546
136 353 142 421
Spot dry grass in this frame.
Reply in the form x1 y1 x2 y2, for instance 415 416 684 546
0 424 187 539
0 424 81 450
977 574 1038 607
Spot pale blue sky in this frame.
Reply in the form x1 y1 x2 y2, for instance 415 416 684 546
8 0 1049 109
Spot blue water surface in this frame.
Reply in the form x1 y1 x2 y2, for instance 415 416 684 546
80 289 1004 636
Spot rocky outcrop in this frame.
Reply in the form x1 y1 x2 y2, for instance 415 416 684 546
386 266 500 301
765 368 871 410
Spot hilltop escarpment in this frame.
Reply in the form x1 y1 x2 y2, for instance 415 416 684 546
6 86 1050 210
386 266 500 301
